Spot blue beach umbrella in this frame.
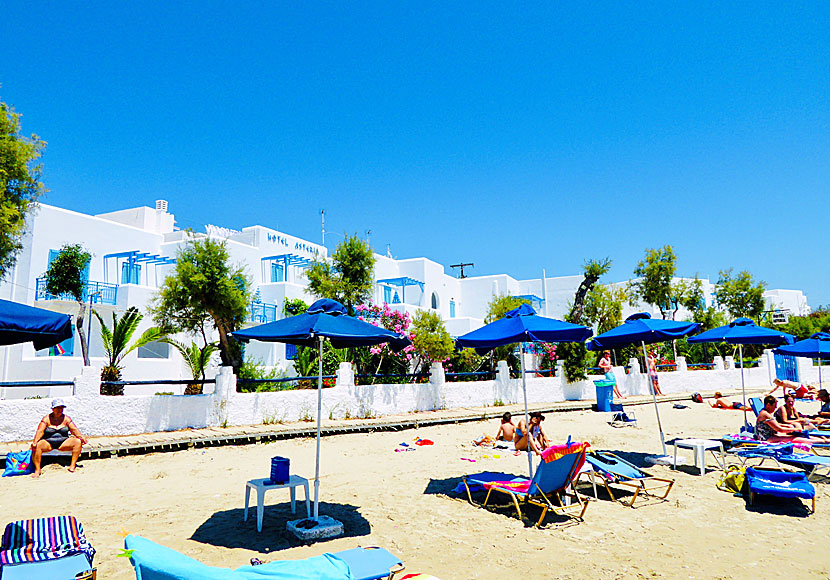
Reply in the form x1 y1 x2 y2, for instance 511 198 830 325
0 298 73 350
456 303 593 476
588 313 701 457
231 298 410 522
688 318 794 428
775 332 830 388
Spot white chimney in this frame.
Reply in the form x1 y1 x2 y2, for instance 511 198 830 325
155 199 168 212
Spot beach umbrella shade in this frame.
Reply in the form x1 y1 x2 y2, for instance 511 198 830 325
774 332 830 388
587 313 701 458
231 298 410 522
688 317 794 427
455 303 593 476
0 298 73 350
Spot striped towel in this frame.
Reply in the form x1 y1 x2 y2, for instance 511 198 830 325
0 516 95 566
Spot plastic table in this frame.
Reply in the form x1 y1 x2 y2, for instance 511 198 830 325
244 475 310 532
672 438 725 475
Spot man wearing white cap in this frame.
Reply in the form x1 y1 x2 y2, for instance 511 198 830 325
30 398 88 477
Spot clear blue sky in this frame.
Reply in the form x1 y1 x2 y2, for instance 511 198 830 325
2 3 828 306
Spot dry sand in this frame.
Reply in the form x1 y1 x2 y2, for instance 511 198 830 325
2 399 829 579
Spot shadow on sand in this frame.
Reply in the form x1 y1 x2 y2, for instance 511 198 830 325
190 502 371 552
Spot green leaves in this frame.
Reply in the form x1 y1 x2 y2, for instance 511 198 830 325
94 306 164 381
631 245 677 318
411 310 454 365
715 268 767 320
43 244 91 302
306 235 374 315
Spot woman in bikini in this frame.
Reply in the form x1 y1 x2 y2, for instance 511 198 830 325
647 351 664 396
599 350 623 399
30 398 88 477
514 412 551 455
775 393 828 430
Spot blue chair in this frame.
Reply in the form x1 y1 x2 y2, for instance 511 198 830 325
464 442 590 527
124 534 404 580
745 467 815 513
734 444 830 482
580 451 674 507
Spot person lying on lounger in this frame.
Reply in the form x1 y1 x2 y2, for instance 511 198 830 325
768 378 819 400
709 392 750 410
495 412 516 442
755 395 813 444
776 393 828 429
514 411 551 455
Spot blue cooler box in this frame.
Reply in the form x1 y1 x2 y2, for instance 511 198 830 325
593 380 615 412
269 456 290 484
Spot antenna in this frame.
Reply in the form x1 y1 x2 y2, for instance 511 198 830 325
450 262 474 279
366 230 372 245
321 209 325 246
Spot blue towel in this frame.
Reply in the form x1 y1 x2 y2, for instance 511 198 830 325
125 535 353 580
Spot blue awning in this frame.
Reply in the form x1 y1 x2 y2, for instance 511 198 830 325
376 277 424 291
262 254 314 268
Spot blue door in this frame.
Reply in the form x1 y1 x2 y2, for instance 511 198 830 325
774 353 799 382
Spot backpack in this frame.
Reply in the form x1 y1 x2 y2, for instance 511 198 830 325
691 392 703 404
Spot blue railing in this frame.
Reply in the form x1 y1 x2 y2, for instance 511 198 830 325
249 301 278 323
35 278 118 305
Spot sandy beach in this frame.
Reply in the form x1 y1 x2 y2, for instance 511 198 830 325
2 397 829 580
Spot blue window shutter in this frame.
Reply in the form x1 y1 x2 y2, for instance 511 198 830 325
383 285 392 303
450 300 456 318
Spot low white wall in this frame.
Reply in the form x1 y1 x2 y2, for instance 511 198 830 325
0 352 781 443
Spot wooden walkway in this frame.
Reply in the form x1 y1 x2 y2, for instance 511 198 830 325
0 389 757 461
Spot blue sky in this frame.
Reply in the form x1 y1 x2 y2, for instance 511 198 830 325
2 3 828 306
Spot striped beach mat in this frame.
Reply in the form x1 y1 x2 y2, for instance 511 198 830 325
0 515 95 566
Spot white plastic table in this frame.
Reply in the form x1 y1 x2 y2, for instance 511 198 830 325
672 438 725 475
244 475 310 532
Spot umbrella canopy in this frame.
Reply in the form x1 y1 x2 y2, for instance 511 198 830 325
230 298 409 526
0 299 73 350
455 303 593 353
774 332 830 359
455 304 592 476
586 313 701 458
687 317 794 346
231 298 410 350
587 312 701 350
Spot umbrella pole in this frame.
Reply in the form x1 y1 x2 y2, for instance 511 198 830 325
313 336 323 520
519 343 533 478
643 341 667 456
739 344 748 429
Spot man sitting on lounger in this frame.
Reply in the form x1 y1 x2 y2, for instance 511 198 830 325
709 392 750 410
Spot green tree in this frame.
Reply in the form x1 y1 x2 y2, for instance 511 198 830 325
43 244 92 365
306 235 374 315
152 238 250 373
630 245 677 318
484 294 531 370
161 339 219 394
715 268 767 320
0 97 46 278
410 310 455 370
94 307 164 393
571 258 612 324
283 297 309 316
583 284 626 334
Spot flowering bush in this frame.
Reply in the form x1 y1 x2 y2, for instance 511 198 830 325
355 302 415 383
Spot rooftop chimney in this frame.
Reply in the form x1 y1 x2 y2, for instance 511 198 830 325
155 199 168 212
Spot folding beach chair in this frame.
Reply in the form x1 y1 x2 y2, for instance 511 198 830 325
578 450 674 507
0 515 96 580
745 466 815 513
124 534 404 580
465 441 590 527
732 444 830 482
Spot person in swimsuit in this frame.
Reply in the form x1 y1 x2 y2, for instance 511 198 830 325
647 351 664 396
768 378 818 400
495 412 516 442
30 398 88 477
755 395 812 444
599 350 623 399
709 392 749 410
775 393 828 429
514 411 551 455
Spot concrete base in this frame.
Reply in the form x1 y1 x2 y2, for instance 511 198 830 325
646 454 685 466
287 515 344 541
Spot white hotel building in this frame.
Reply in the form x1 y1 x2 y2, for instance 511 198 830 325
0 201 811 384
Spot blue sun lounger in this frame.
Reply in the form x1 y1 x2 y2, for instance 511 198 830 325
733 444 830 482
745 466 815 513
125 534 404 580
578 451 674 507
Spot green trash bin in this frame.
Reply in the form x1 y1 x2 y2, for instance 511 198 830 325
593 380 615 412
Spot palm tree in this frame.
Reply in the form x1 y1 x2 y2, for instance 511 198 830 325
161 339 219 395
94 307 164 394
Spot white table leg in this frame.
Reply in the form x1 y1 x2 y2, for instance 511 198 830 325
697 446 705 475
244 484 251 521
256 487 265 532
673 443 678 470
303 482 311 517
290 486 296 514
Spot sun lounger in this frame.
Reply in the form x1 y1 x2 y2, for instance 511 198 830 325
745 466 815 513
0 516 96 580
124 534 404 580
578 450 674 507
464 441 590 527
732 444 830 482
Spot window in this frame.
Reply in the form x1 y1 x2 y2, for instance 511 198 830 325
449 300 456 318
383 285 392 304
46 325 75 357
285 343 298 360
121 262 141 284
431 292 439 310
271 263 285 283
138 341 170 359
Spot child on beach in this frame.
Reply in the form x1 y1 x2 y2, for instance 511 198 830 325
495 412 516 442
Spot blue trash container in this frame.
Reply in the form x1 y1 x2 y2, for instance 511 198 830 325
269 456 290 484
593 380 615 412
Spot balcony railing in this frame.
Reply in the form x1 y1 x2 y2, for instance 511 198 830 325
249 301 278 324
35 278 119 306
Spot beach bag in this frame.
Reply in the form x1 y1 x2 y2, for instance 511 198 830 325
691 393 703 404
716 465 746 494
2 450 34 477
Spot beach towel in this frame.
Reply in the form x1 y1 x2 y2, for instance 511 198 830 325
0 516 95 566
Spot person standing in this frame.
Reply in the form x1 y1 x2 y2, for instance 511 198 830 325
647 351 664 396
599 349 623 399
